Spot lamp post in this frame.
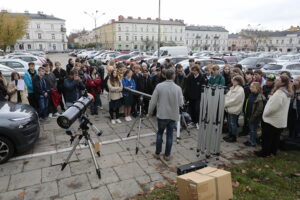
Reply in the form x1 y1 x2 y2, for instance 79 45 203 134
157 0 161 58
84 11 105 49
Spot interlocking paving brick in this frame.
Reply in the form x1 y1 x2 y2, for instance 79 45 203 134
0 175 9 192
75 186 112 200
100 143 124 155
87 168 119 188
97 153 124 168
24 181 58 200
23 156 51 171
8 169 41 190
135 175 151 185
70 158 96 175
53 194 76 200
107 179 143 199
58 174 91 197
0 160 23 177
42 165 71 182
114 162 145 180
51 151 79 165
0 189 24 200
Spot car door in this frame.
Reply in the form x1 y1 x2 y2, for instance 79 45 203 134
5 61 26 72
291 64 300 76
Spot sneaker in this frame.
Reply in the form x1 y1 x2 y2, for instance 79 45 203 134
243 141 256 147
125 116 130 122
128 116 132 121
99 106 103 110
48 113 53 118
163 155 171 161
196 123 199 130
152 153 160 159
116 119 122 124
111 119 116 125
53 112 60 117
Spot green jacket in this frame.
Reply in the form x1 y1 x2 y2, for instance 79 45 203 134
208 73 225 86
245 93 265 124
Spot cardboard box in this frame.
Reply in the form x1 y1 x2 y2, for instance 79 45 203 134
196 167 233 200
177 172 217 200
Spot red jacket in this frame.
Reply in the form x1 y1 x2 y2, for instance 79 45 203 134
86 76 102 98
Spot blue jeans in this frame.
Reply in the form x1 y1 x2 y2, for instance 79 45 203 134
228 114 238 136
248 123 258 145
38 96 48 119
90 94 100 113
155 118 175 157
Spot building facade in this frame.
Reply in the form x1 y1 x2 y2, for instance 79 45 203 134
228 33 255 51
185 26 229 51
93 15 186 51
13 11 67 52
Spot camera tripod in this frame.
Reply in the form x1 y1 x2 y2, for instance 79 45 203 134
127 95 157 154
61 115 102 179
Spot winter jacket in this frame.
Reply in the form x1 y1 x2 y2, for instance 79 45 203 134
33 75 51 98
122 78 136 97
184 74 205 101
0 80 7 101
151 75 165 92
132 73 144 92
142 76 153 94
44 72 57 89
208 73 225 86
24 70 37 94
66 63 73 75
175 73 186 91
63 78 85 103
107 79 123 101
53 68 67 93
263 88 291 128
244 92 265 124
225 85 245 115
86 75 102 98
7 80 29 104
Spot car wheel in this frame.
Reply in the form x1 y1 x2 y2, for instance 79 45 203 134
0 136 14 164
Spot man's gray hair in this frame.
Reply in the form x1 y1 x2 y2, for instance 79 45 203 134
165 69 175 80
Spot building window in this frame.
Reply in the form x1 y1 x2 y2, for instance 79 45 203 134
290 38 293 44
299 39 300 44
175 37 177 41
62 34 64 40
118 26 121 31
38 33 42 39
27 44 31 50
126 36 129 41
180 37 182 41
39 44 43 50
118 36 121 41
37 24 40 29
141 36 143 41
26 33 30 39
146 36 149 41
53 44 56 50
134 36 137 41
52 34 55 40
141 27 143 32
51 24 54 30
152 36 154 41
126 27 129 32
165 36 167 41
281 40 284 44
134 45 138 49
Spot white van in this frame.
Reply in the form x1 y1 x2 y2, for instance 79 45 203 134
153 46 189 57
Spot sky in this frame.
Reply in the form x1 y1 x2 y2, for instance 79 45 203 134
1 0 299 34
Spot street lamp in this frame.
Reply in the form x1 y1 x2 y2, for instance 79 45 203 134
84 11 105 49
157 0 161 58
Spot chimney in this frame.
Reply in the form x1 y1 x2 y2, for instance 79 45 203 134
138 17 141 20
127 16 133 19
111 19 115 23
169 18 173 21
118 15 124 21
147 17 151 20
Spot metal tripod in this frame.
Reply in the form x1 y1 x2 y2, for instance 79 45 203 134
176 107 191 143
127 95 157 154
61 115 102 179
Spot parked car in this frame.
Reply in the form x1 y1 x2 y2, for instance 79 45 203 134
114 55 132 63
277 55 300 62
158 56 190 65
153 46 189 57
101 52 121 64
11 55 45 66
178 58 225 70
238 57 277 70
262 62 300 76
0 64 17 79
0 101 40 164
0 59 39 73
125 56 150 65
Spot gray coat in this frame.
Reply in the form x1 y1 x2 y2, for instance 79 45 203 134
148 80 183 121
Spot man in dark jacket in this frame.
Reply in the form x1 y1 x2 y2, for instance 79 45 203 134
53 61 67 111
184 59 195 76
141 69 152 114
33 67 50 120
175 64 186 91
184 66 205 127
44 63 59 118
132 64 144 116
24 62 38 110
262 74 275 101
150 59 161 70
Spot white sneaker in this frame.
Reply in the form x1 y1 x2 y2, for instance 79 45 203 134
128 116 132 121
196 123 199 130
125 116 130 121
53 112 60 117
111 119 116 125
116 119 122 124
48 113 53 118
99 106 103 110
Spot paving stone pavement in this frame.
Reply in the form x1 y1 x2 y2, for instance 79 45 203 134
0 53 259 200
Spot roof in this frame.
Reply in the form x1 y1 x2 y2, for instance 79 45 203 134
186 25 228 32
228 33 240 39
10 12 65 21
115 16 185 26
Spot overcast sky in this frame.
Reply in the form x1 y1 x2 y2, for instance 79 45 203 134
1 0 299 34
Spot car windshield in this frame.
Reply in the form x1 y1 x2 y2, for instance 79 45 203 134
278 55 293 60
225 57 237 63
263 64 283 70
239 58 259 65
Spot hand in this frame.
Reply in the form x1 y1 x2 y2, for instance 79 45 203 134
44 93 48 97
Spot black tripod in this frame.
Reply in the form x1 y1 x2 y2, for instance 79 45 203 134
127 95 157 154
61 115 102 179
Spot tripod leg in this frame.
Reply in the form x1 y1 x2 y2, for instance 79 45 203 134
92 125 103 136
127 118 138 137
181 113 190 134
87 139 101 179
136 106 143 154
176 115 181 144
89 136 101 157
61 135 82 171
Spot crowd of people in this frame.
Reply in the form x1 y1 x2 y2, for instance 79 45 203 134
0 56 299 159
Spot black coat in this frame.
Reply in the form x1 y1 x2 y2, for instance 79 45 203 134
33 75 51 98
142 76 152 94
184 74 205 101
132 73 144 92
66 64 73 75
151 75 165 92
53 68 67 94
0 80 7 101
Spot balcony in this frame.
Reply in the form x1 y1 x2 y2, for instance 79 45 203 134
61 27 66 32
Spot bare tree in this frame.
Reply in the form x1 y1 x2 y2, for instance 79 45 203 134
240 29 269 51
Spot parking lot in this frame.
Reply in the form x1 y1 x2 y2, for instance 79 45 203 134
0 53 257 200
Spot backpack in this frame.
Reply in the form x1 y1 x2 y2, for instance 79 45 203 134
102 75 109 92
